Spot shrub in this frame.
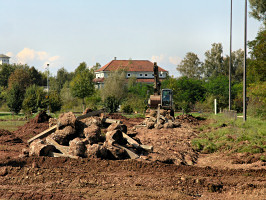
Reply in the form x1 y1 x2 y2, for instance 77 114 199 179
104 96 120 113
6 83 24 114
121 104 133 114
49 91 62 113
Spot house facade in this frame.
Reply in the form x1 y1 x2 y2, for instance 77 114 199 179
0 54 10 65
93 59 168 89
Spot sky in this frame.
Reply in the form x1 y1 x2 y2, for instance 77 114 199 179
0 0 263 77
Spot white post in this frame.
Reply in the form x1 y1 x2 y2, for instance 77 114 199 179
214 99 217 115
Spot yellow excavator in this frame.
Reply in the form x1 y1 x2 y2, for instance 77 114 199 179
148 62 174 117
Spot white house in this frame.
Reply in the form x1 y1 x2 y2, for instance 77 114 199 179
0 54 10 65
93 59 168 89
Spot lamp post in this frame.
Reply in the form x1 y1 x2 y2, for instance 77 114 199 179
46 63 50 114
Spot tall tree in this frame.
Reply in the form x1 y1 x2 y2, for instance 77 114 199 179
249 0 266 22
56 67 74 92
101 70 127 102
224 49 244 82
247 28 266 82
8 68 31 89
28 66 43 86
176 52 202 79
91 62 101 72
6 83 25 114
203 43 224 79
70 62 95 111
0 64 15 87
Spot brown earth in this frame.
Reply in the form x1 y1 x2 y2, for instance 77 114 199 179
0 113 265 199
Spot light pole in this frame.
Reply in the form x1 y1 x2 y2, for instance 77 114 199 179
243 0 247 122
46 63 50 114
229 0 232 111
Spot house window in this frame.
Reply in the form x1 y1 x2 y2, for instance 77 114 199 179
139 74 143 77
152 74 154 76
127 73 131 77
145 74 148 77
160 74 163 76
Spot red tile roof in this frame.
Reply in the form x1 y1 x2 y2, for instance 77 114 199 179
95 60 167 72
93 77 165 84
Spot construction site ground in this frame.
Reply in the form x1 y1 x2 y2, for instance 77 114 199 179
0 113 265 199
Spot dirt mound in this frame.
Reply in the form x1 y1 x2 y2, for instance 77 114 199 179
176 114 202 125
0 129 23 145
31 111 51 123
105 113 129 120
14 120 49 142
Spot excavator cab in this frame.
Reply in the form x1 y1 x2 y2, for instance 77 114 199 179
161 89 173 110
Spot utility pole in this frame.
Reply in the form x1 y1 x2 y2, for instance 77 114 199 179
47 63 50 114
229 0 232 111
243 0 247 121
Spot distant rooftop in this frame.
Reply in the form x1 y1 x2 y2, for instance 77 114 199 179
0 54 10 58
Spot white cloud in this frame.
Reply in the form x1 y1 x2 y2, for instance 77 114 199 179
6 52 13 57
151 54 166 63
169 56 182 65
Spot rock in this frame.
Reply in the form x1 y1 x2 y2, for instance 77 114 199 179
147 122 155 129
155 123 163 129
58 112 76 129
81 117 102 127
173 120 181 128
164 120 174 128
49 118 57 128
105 130 126 145
29 139 56 156
107 123 121 132
83 124 101 144
148 117 157 122
0 167 8 176
69 138 85 157
19 148 29 158
51 126 76 145
86 144 108 158
103 142 129 160
159 109 167 116
149 110 157 117
82 108 92 115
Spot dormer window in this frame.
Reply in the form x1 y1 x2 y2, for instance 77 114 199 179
139 74 143 77
127 73 131 77
145 74 148 77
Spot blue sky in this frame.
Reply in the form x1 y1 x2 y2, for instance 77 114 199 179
0 0 263 77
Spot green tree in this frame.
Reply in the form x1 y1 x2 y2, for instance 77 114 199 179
56 67 74 92
101 70 127 102
8 68 31 89
203 43 224 79
223 49 244 82
204 75 230 109
49 91 62 113
247 28 266 82
6 83 24 114
163 77 205 113
28 67 44 86
0 64 15 87
249 0 266 22
177 52 202 79
70 62 95 111
91 62 101 72
22 85 48 114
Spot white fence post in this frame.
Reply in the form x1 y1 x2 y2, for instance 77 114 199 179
214 99 217 115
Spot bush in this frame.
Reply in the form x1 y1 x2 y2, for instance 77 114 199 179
22 85 47 114
6 83 24 114
121 104 133 114
49 91 62 113
104 96 120 113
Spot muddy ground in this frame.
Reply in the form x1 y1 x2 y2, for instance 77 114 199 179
0 113 265 199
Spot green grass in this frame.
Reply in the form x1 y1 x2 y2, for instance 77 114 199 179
0 120 27 132
191 113 266 157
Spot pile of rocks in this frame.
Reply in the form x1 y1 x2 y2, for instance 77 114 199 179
142 109 181 129
27 111 152 160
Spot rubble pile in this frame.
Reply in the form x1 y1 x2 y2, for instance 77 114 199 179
26 111 152 160
142 109 181 129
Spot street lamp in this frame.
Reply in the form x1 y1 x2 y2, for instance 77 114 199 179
243 0 247 121
229 0 232 111
46 63 50 114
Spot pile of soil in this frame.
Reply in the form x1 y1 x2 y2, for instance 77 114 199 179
176 114 201 125
0 129 23 145
14 112 50 142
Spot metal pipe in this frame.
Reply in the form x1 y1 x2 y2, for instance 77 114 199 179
229 0 232 111
243 0 247 121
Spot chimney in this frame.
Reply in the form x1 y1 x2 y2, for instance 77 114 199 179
114 57 117 60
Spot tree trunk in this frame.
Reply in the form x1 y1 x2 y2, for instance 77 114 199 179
82 98 85 113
